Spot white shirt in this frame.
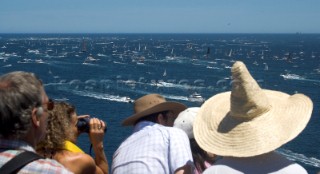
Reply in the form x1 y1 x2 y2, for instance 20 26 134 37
203 151 308 174
112 121 193 174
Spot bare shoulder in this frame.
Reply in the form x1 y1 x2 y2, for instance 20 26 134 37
55 151 96 174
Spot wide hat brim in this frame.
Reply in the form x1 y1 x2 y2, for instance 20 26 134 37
122 101 186 126
194 90 313 157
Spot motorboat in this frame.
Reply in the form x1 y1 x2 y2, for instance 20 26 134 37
280 73 304 80
83 55 99 64
124 97 134 103
188 92 205 103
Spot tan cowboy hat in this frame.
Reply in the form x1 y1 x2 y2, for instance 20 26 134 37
122 94 187 126
194 61 313 157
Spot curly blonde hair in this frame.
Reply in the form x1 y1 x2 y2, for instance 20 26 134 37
37 101 75 153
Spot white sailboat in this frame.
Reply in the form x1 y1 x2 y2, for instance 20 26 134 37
263 63 269 71
228 49 233 57
166 48 175 60
163 69 167 77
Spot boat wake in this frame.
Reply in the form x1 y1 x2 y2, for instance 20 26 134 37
162 94 188 101
71 90 134 103
280 73 305 80
280 73 320 83
45 83 133 103
277 148 320 168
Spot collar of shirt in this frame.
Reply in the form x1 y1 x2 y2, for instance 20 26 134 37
133 121 160 133
0 139 35 152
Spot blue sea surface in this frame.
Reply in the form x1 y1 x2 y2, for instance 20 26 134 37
0 33 319 173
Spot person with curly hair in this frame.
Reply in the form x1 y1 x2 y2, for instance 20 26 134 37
37 101 109 174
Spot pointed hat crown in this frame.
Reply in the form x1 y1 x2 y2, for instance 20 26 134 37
230 61 271 119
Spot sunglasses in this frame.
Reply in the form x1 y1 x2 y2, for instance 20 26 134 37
46 99 54 111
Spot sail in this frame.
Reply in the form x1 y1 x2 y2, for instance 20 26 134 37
206 47 210 58
81 39 87 53
228 49 232 57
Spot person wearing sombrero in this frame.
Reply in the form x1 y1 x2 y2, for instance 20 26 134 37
111 94 194 174
194 61 313 174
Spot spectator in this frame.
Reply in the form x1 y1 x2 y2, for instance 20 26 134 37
193 61 313 174
0 71 71 173
37 101 108 174
174 107 216 173
112 94 193 174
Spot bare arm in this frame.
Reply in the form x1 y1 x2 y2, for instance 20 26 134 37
89 118 109 174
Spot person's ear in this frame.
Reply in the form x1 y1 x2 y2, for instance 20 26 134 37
31 107 41 127
157 113 166 126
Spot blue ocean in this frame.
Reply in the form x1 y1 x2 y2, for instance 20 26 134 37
0 33 319 173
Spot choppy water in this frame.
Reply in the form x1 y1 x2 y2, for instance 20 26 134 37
0 33 319 173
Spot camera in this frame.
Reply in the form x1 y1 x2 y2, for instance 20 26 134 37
76 117 107 133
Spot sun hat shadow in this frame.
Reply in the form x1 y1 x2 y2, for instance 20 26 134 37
217 112 249 133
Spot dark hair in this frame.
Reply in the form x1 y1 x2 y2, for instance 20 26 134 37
190 138 216 172
0 71 43 139
134 110 169 125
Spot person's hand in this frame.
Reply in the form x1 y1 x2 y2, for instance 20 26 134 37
89 118 106 147
89 118 109 174
78 114 90 119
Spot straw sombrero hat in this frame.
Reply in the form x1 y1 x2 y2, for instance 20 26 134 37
122 94 187 126
194 61 313 157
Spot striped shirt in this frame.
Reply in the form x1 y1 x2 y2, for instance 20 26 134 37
112 121 193 174
0 139 72 174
